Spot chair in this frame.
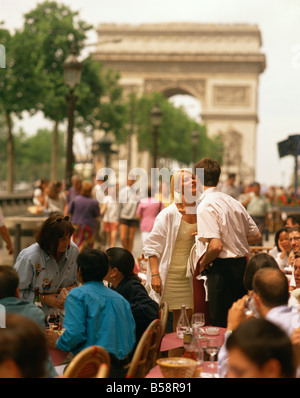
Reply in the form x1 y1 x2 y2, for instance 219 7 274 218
63 345 111 378
126 318 162 378
159 301 169 340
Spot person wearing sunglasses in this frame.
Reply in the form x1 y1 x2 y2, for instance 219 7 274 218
13 212 80 318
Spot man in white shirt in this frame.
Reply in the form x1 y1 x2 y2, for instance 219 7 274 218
194 158 261 327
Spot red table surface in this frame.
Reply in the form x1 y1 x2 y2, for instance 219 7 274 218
160 327 226 352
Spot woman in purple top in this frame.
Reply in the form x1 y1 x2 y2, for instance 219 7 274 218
68 181 100 251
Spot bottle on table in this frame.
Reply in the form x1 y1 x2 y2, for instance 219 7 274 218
176 304 190 338
183 327 204 377
34 287 43 310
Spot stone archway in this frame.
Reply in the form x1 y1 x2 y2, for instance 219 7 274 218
92 22 266 183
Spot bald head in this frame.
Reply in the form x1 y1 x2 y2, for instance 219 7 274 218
252 268 289 308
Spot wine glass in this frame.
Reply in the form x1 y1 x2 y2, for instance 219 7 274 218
46 308 59 330
205 337 220 370
191 312 205 336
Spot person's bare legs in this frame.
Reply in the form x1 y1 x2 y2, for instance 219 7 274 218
110 228 118 247
127 226 137 253
120 224 129 250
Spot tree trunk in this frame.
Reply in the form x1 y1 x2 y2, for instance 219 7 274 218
5 111 14 193
50 120 59 181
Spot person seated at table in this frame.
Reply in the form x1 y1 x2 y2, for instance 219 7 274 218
269 227 293 279
218 267 299 377
13 212 80 318
0 313 49 378
46 248 136 378
287 226 300 274
0 266 57 377
226 317 295 378
105 247 159 344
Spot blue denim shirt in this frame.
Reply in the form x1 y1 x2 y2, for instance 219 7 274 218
56 281 136 359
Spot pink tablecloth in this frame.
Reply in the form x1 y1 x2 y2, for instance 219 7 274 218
160 327 226 352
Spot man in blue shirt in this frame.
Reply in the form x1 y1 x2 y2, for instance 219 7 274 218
46 249 136 377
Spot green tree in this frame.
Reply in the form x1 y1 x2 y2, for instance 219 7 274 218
0 23 45 191
21 1 92 181
131 92 223 166
13 128 65 182
21 1 127 180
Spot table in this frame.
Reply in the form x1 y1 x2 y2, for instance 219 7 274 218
160 327 226 352
147 327 226 378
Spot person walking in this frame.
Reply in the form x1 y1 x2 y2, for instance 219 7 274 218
194 158 261 327
68 181 100 251
136 185 164 246
246 182 271 244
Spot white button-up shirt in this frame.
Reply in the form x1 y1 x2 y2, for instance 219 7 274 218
197 187 259 258
143 203 183 304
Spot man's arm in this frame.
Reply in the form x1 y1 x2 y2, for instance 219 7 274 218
247 232 262 245
0 225 14 255
198 238 223 273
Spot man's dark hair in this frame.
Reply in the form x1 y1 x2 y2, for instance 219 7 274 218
0 266 19 299
0 313 48 378
286 214 300 226
77 248 109 283
287 225 300 234
243 253 279 292
252 268 289 308
226 317 295 378
194 157 221 187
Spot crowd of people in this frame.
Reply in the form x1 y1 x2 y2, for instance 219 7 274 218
1 157 300 379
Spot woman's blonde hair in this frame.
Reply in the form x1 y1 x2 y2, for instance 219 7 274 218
169 169 194 203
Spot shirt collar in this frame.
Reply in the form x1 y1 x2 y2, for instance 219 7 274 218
199 186 219 201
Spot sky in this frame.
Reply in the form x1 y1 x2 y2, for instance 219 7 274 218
1 0 300 187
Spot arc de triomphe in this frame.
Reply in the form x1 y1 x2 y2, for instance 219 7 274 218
92 22 266 183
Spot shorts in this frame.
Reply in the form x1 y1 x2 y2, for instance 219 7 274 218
103 222 119 233
119 218 139 228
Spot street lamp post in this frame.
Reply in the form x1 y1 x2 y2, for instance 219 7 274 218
150 104 162 169
63 46 82 190
191 130 199 167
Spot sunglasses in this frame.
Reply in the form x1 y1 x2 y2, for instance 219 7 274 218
50 216 70 224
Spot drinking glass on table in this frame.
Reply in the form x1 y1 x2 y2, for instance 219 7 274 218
191 312 205 336
205 337 220 370
46 308 60 330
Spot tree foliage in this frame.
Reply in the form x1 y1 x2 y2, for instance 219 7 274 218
131 92 223 165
